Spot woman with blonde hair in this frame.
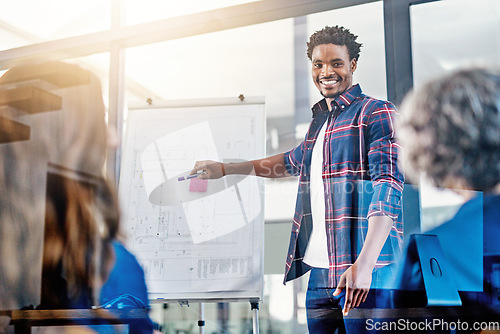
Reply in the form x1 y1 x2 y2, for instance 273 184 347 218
0 61 153 332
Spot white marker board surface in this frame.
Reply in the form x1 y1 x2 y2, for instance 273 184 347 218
119 98 265 301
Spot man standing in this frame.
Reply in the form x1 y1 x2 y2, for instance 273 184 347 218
192 25 404 333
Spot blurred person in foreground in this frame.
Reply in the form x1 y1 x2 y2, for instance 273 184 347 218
397 66 500 314
0 61 154 333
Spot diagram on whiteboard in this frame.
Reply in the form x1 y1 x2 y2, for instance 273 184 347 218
118 100 265 300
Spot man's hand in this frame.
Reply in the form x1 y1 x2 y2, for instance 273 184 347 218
190 160 224 179
332 261 373 316
333 214 394 316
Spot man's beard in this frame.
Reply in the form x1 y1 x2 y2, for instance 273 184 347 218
321 90 343 99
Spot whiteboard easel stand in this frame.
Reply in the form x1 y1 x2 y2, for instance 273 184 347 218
173 299 260 334
250 299 259 334
198 302 205 334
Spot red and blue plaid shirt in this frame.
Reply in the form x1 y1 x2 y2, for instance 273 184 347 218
283 84 404 287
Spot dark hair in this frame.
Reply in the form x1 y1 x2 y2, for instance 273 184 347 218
306 25 362 61
398 66 500 192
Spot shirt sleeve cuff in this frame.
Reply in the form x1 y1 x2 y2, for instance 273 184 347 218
283 150 300 176
367 184 403 221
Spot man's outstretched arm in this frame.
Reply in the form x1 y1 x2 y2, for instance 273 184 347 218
191 153 289 179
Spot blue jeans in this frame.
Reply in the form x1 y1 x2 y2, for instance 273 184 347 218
306 267 393 334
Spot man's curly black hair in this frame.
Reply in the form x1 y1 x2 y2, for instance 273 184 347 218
306 25 362 61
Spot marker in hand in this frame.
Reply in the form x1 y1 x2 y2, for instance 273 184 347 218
177 170 205 181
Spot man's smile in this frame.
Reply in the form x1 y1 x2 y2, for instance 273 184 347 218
319 77 339 88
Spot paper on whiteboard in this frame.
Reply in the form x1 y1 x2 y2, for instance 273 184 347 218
182 177 260 244
119 102 265 300
140 121 260 244
141 121 218 198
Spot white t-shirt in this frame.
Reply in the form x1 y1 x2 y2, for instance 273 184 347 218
303 118 329 268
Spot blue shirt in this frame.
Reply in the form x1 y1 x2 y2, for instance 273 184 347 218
100 241 154 333
64 242 154 333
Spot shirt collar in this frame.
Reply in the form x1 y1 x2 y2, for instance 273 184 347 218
311 84 362 117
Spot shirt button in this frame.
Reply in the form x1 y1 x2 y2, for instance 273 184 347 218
341 105 345 109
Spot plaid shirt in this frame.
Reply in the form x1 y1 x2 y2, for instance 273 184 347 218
283 84 404 288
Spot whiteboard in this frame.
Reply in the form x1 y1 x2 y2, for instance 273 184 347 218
118 97 265 301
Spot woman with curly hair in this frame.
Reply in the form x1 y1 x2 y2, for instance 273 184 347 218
398 66 500 194
397 66 500 310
